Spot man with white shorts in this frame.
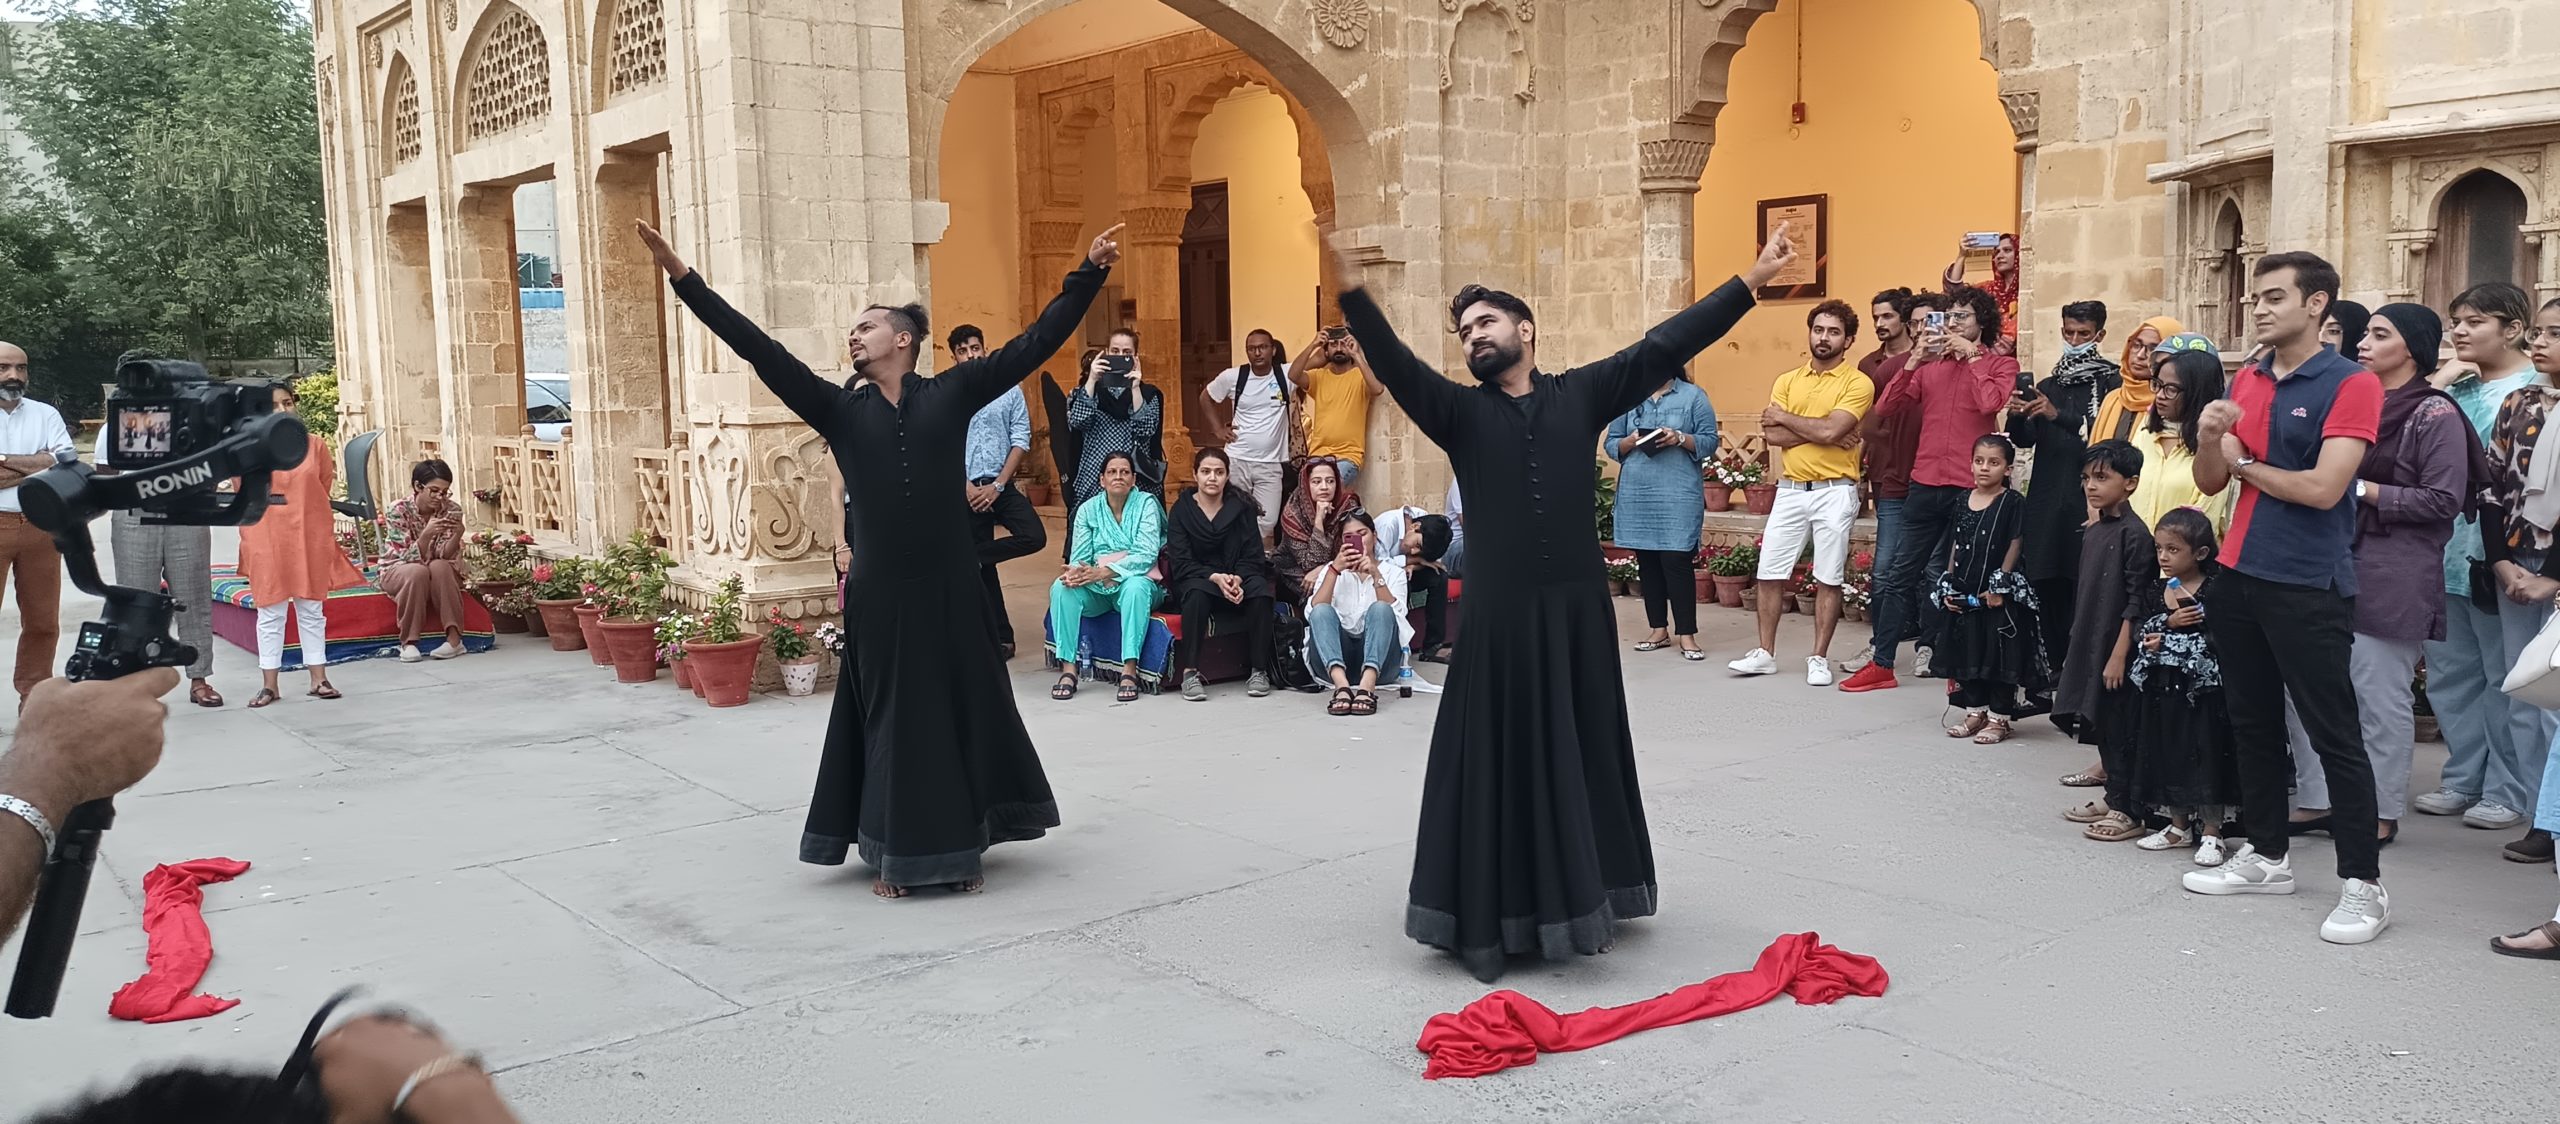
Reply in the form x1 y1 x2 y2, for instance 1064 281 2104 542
1199 327 1292 546
1732 301 1872 685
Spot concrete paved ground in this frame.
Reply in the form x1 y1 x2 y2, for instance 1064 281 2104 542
5 526 2560 1122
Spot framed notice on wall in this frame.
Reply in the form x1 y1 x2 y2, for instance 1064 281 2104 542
1754 194 1829 301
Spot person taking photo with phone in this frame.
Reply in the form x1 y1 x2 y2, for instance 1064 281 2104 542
2006 299 2121 695
1291 324 1386 493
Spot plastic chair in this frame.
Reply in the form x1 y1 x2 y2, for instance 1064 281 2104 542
331 431 382 570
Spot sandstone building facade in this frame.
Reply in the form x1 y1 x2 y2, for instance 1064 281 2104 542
309 0 2559 621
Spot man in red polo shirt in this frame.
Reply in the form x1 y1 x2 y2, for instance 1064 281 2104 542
1839 285 2017 692
2183 251 2390 945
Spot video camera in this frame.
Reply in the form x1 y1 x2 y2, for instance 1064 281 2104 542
6 355 311 1019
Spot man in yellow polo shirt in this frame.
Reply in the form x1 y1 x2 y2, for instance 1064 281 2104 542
1292 326 1385 492
1730 300 1873 686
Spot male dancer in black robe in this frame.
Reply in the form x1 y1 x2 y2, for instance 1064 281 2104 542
1330 225 1797 980
637 219 1122 898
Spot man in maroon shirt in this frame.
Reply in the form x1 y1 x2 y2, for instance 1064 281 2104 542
1840 284 2020 692
1848 288 1925 671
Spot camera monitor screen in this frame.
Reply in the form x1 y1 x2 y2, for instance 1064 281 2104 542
113 404 177 464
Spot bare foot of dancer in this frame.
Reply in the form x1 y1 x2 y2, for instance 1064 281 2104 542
873 879 910 899
951 877 985 893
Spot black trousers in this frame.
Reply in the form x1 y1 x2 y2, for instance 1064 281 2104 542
1951 680 2025 717
1634 548 1698 635
1178 590 1274 674
971 484 1048 648
1412 564 1453 650
1869 484 1967 670
2031 577 2075 683
2210 569 2378 880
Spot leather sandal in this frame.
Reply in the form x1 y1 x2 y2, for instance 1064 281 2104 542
247 688 281 710
308 680 342 700
189 681 224 708
1051 673 1079 700
1328 687 1355 716
1114 675 1140 703
2491 920 2560 960
1349 688 1378 715
1970 718 2014 745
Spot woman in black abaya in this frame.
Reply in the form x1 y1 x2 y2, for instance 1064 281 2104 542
637 219 1121 898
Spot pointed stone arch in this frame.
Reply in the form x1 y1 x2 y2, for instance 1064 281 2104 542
384 53 423 171
456 2 554 147
593 0 668 107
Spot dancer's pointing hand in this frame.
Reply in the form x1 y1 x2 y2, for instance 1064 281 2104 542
634 220 688 280
1090 223 1125 269
1744 221 1797 289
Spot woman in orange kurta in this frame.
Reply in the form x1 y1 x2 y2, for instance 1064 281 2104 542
236 383 364 707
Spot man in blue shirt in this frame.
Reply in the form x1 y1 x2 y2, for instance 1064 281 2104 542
954 324 1047 658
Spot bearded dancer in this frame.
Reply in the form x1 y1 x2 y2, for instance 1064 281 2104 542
1330 225 1797 980
638 219 1122 898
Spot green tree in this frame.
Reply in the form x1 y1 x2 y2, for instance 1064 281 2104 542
5 0 328 364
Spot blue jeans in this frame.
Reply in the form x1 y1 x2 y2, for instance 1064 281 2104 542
1867 485 1965 670
1335 460 1362 494
1308 602 1403 682
1871 496 1903 630
2425 593 2556 813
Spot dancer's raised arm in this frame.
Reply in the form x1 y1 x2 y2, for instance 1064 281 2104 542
956 224 1123 410
1326 232 1465 450
638 220 845 431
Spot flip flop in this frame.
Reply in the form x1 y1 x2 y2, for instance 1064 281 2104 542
247 688 281 710
2490 920 2560 960
308 681 342 700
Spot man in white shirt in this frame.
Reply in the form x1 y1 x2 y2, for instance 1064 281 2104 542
1198 328 1292 545
0 342 77 703
92 428 223 706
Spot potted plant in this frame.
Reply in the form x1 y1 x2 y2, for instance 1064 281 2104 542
1705 450 1751 513
1706 541 1756 608
1710 450 1773 515
1021 462 1055 507
1790 562 1819 615
659 612 701 691
1605 557 1640 597
768 608 823 696
1843 550 1874 622
528 558 590 651
1593 459 1618 542
573 579 613 667
595 532 675 683
687 575 761 707
464 529 538 634
1694 545 1721 602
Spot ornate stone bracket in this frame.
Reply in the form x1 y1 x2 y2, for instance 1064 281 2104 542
2000 89 2040 152
1637 136 1711 194
1121 204 1190 246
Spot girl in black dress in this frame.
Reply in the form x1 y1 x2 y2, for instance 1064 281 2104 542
1930 435 2047 744
2128 507 2241 866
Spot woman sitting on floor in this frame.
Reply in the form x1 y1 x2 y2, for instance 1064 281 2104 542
1302 510 1410 716
1274 455 1363 602
379 458 470 663
1163 446 1277 702
1050 452 1165 703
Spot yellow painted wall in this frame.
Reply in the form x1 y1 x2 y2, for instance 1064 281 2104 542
1690 0 2017 413
926 72 1021 367
1190 86 1319 364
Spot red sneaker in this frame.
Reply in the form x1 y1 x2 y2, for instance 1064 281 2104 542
1838 664 1899 693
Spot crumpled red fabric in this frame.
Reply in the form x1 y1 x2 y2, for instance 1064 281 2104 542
107 857 251 1023
1416 931 1889 1079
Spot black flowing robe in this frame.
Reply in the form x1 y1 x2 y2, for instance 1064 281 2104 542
669 260 1108 884
1341 277 1757 981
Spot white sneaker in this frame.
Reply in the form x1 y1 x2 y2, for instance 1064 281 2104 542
1840 645 1874 672
2181 844 2296 895
2412 788 2478 816
2136 825 2193 851
1805 656 1834 687
2319 878 2390 945
1728 648 1779 676
2193 836 2227 867
1910 647 1933 677
2464 800 2524 830
398 644 424 664
430 643 462 661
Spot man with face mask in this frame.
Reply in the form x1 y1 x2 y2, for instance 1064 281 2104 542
0 341 77 705
2004 299 2121 697
1329 225 1796 982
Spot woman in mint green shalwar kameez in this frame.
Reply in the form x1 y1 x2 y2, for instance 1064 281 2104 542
1049 452 1165 702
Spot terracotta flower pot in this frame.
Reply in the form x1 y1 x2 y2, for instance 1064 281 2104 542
1695 571 1715 602
597 617 660 683
688 637 762 707
672 655 694 690
1795 594 1817 615
1711 574 1749 608
1703 487 1733 513
473 582 527 634
1743 483 1779 516
780 655 821 697
535 599 586 651
574 605 612 666
1846 603 1868 622
524 604 549 637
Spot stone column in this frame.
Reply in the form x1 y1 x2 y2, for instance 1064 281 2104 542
2002 87 2044 371
1636 134 1712 318
1121 201 1193 491
1021 210 1087 497
568 152 675 550
443 184 527 505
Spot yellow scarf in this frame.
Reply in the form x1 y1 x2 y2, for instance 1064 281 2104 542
2092 315 2185 442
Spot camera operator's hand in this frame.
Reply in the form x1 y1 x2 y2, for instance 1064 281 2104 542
2 669 181 815
633 220 689 280
315 1013 520 1124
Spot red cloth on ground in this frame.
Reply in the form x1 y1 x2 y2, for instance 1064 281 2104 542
107 857 251 1023
1416 931 1889 1079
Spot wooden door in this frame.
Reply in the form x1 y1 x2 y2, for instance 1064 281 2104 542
1178 182 1232 452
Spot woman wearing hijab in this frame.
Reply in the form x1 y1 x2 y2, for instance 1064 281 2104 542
1163 446 1277 701
1275 455 1363 602
236 384 365 709
2323 300 2373 358
2125 340 2234 531
1942 234 2020 352
1049 451 1165 704
1066 332 1163 513
2091 315 2183 443
2284 304 2480 848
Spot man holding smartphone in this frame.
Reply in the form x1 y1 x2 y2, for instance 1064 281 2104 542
1734 301 1873 685
1292 325 1385 493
